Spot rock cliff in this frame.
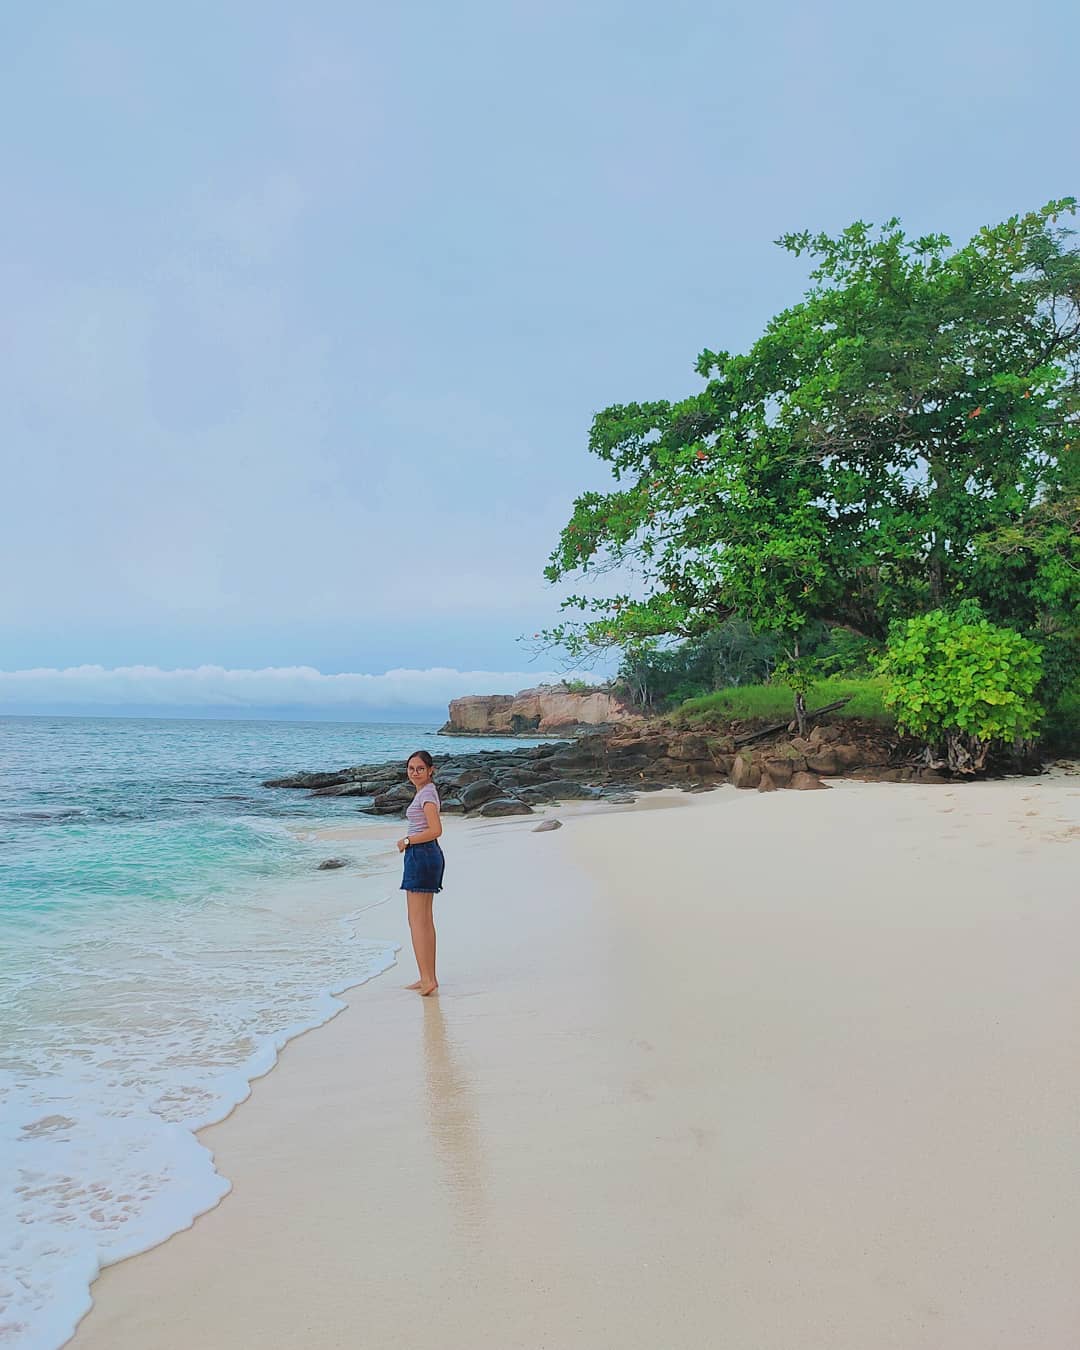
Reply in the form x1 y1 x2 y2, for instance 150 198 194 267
439 685 633 737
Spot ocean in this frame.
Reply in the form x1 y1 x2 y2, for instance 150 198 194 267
0 715 526 1350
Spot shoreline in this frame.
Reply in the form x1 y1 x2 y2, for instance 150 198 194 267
71 776 1080 1349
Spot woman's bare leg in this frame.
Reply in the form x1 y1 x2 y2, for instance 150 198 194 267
406 891 438 994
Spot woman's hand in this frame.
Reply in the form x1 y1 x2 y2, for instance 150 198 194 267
396 837 408 853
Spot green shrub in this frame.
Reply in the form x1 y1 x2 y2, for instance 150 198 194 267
877 606 1043 773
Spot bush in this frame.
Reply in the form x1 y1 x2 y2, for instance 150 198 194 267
877 606 1043 773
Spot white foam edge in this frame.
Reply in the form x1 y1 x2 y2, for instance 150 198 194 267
38 910 400 1350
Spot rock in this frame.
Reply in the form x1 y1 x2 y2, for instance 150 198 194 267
441 685 635 736
316 858 349 869
730 753 761 790
479 798 534 817
602 792 637 803
440 694 514 734
369 783 416 814
868 767 912 783
805 749 840 775
833 743 866 769
532 818 563 832
757 771 779 792
460 780 502 810
656 757 710 778
549 741 608 773
263 770 356 790
440 799 465 813
516 781 601 804
435 767 493 789
666 734 709 762
309 782 374 797
493 768 557 788
762 756 795 787
789 771 829 790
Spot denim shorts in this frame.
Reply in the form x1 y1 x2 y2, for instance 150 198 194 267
401 840 445 894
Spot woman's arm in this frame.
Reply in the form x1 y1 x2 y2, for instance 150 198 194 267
402 800 443 846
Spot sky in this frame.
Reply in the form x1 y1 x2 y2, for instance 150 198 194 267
2 0 1077 718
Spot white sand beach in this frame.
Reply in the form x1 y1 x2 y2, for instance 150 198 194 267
71 774 1080 1349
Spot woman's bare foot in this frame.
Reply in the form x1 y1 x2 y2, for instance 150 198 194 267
419 981 439 996
404 980 422 990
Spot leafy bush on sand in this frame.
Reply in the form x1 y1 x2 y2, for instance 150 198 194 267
877 606 1043 773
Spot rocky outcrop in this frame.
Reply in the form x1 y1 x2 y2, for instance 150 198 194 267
439 685 633 737
263 715 925 820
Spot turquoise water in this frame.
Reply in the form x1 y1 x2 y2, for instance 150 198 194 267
0 716 527 1349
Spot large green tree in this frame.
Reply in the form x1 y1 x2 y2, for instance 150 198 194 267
544 202 1080 680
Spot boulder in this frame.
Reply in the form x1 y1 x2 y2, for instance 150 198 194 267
730 753 761 790
441 694 514 734
440 799 465 813
866 767 912 783
757 771 779 792
493 768 556 788
532 818 563 832
369 783 415 814
316 858 349 870
833 743 867 770
805 749 840 776
790 771 829 790
762 756 795 787
460 780 502 810
435 767 493 790
516 781 601 804
479 798 534 817
666 734 710 762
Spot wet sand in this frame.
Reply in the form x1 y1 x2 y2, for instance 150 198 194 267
71 775 1080 1349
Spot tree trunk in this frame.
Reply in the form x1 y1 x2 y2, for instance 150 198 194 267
927 448 949 606
791 637 808 738
944 731 990 775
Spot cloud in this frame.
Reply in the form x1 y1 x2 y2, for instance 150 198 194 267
0 664 599 712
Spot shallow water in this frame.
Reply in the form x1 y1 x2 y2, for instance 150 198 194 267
0 715 526 1349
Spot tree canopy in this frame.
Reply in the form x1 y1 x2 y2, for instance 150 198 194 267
544 201 1080 669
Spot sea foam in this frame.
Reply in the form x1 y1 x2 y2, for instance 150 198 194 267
0 869 397 1349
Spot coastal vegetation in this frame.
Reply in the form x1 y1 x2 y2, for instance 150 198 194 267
544 201 1080 767
671 678 889 727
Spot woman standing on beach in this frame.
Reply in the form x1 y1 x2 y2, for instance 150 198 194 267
397 750 444 996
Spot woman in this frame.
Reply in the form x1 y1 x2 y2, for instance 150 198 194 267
397 750 444 995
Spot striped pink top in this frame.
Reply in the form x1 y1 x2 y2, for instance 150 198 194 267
406 783 440 836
